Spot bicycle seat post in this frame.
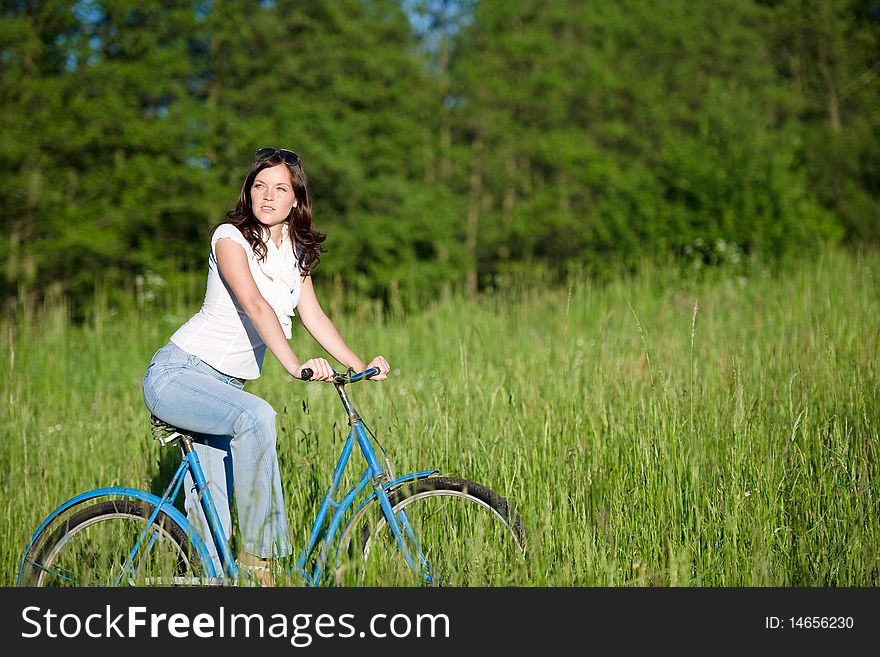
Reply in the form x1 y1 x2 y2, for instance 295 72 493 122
178 433 194 455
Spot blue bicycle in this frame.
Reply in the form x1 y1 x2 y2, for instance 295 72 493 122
18 367 526 587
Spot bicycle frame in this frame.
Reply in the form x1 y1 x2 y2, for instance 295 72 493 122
18 369 440 587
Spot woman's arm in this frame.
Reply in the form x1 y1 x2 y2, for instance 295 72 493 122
297 274 389 379
215 238 335 381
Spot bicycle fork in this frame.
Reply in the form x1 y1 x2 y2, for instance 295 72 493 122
334 378 434 583
352 421 434 584
295 383 434 586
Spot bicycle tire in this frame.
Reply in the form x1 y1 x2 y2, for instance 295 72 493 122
20 499 201 587
336 476 527 586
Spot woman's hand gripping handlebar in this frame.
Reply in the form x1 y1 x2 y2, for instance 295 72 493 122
299 367 381 384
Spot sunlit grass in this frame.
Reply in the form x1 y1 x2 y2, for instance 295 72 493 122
2 247 878 585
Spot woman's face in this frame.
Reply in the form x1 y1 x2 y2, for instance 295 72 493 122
250 164 297 228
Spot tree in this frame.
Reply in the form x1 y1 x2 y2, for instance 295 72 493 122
769 0 880 243
0 0 207 308
448 0 843 286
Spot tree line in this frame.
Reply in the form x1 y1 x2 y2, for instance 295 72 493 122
1 0 877 313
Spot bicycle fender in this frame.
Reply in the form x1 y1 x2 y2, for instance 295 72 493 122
383 470 440 494
17 487 218 584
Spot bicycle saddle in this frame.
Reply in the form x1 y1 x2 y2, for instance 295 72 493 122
149 414 192 446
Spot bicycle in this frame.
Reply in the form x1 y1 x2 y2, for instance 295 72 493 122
17 367 527 587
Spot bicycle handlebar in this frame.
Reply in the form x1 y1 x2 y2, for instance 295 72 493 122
299 367 380 383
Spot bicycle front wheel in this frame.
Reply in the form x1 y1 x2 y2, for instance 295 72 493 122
20 499 201 587
337 476 527 586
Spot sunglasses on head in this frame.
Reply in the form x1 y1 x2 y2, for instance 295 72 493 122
254 147 301 167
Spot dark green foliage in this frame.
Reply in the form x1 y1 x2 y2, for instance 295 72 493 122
769 0 880 243
449 0 851 284
0 1 876 313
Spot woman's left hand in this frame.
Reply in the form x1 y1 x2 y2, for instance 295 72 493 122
365 355 390 380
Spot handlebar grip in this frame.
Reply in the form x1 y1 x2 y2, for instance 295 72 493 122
300 368 313 381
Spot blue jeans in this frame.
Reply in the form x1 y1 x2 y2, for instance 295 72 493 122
142 342 292 572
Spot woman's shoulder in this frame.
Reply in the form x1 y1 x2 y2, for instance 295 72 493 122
211 223 252 252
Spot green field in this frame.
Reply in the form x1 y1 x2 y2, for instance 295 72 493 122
2 247 878 586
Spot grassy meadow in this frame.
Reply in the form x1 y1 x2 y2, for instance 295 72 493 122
1 247 878 586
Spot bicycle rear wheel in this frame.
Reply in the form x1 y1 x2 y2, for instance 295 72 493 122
20 499 201 587
336 476 527 586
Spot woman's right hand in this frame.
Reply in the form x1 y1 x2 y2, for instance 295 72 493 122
295 358 335 382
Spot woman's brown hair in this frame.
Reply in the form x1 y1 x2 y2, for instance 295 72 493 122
220 152 326 276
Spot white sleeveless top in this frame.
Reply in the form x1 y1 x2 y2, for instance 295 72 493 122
170 223 302 379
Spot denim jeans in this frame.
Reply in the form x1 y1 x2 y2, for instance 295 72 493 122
142 342 292 572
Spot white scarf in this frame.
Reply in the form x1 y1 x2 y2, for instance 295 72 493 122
256 225 298 338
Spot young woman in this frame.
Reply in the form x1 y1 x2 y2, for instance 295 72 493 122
142 147 389 585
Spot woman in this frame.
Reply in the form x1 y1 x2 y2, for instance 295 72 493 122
142 147 389 585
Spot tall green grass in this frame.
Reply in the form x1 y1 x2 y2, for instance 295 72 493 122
2 247 878 585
